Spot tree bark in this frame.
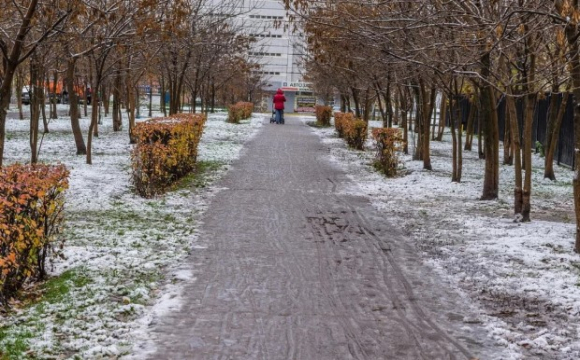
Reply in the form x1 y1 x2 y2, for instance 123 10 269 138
507 94 523 217
113 70 122 131
0 0 43 166
421 82 434 170
50 69 58 119
545 93 569 180
437 93 447 141
522 93 536 222
480 52 499 199
67 58 86 155
30 57 41 163
464 97 476 151
503 97 512 165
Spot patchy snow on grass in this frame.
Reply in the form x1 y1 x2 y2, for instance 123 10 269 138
0 106 263 359
302 116 580 360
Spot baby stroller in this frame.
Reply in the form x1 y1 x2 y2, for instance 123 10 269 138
270 110 276 124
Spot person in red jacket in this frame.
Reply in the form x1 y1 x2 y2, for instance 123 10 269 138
272 89 286 124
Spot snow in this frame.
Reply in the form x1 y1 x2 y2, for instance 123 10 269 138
302 116 580 359
1 107 579 359
0 105 263 359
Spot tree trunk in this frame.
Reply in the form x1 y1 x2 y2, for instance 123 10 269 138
42 72 49 133
363 87 372 122
87 87 99 165
563 18 580 252
503 97 512 165
421 83 434 170
128 85 137 144
437 93 447 141
412 85 422 160
545 93 569 180
211 81 216 113
50 69 58 119
376 88 387 127
149 79 153 117
113 70 122 131
399 86 409 154
83 82 89 117
521 93 536 222
67 58 86 155
102 82 110 117
385 82 393 127
464 97 476 150
16 68 25 120
450 96 459 182
160 75 167 117
480 52 499 199
507 94 523 217
351 87 361 118
0 0 41 166
30 58 40 164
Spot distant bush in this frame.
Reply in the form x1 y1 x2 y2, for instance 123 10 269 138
372 128 405 177
227 102 253 123
0 164 69 305
131 113 206 197
315 105 332 127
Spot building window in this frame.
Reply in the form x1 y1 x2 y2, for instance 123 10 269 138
250 33 283 38
249 15 284 20
249 52 282 57
252 71 281 76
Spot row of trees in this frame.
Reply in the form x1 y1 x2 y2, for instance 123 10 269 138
285 0 580 252
0 0 262 166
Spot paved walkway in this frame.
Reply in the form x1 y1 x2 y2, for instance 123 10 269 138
149 116 505 359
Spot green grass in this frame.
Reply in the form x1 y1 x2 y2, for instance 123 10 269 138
0 268 91 359
305 121 332 128
172 160 225 190
43 268 91 304
0 328 34 360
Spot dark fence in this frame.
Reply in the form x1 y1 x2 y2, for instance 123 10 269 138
456 94 575 168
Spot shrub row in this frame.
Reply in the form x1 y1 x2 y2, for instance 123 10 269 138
227 102 254 123
131 113 206 198
315 105 332 126
334 112 368 150
0 163 69 305
372 128 405 177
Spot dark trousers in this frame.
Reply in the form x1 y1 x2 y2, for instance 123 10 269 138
275 109 284 124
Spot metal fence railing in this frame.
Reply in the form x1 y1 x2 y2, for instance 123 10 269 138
456 94 575 168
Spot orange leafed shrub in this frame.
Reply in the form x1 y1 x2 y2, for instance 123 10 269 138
131 113 206 197
315 105 332 126
227 102 254 123
334 111 355 138
335 111 367 150
372 128 405 177
343 118 368 150
0 163 69 304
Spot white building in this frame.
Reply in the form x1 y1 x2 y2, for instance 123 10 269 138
240 0 314 112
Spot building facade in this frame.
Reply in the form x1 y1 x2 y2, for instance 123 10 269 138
240 0 313 112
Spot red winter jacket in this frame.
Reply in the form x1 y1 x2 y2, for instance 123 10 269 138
273 89 286 110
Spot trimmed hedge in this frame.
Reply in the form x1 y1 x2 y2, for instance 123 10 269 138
227 102 254 123
344 119 368 150
0 163 69 304
131 113 206 197
372 128 405 177
334 112 367 150
334 111 354 138
315 105 332 126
